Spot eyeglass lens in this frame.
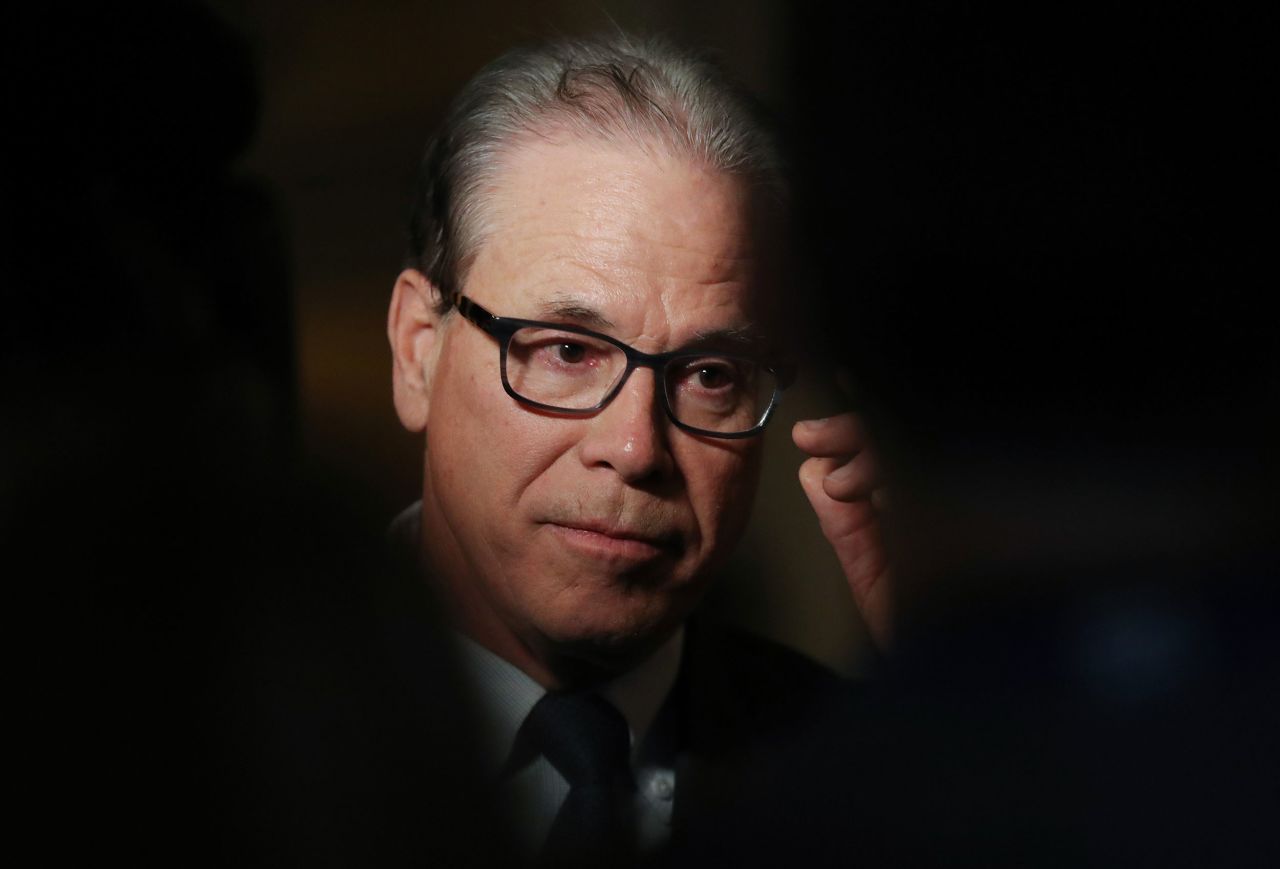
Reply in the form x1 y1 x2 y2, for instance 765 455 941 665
504 326 775 434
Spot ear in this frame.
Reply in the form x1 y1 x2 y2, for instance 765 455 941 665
388 268 445 432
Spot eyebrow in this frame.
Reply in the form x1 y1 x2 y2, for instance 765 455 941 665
685 325 770 356
534 297 615 331
533 294 769 355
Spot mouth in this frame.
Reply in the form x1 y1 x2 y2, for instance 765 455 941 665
545 521 681 564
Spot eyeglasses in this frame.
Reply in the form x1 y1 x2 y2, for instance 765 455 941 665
452 294 793 439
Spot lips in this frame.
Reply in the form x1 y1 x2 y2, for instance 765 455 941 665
544 518 683 564
557 518 678 546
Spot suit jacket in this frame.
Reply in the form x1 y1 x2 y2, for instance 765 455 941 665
658 618 850 850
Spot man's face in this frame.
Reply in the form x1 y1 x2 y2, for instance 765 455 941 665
397 135 769 679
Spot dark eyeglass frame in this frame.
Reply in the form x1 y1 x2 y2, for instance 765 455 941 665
453 294 794 439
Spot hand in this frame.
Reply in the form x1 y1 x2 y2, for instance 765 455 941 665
793 413 892 649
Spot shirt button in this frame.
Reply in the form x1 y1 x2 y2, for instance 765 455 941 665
651 774 674 801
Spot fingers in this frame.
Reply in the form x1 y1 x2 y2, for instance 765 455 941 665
792 413 879 502
798 454 893 646
822 450 878 502
798 456 875 536
795 411 894 648
791 413 865 458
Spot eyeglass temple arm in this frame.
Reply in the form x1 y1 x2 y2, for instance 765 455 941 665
454 293 501 325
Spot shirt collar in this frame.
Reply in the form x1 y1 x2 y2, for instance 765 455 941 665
455 628 685 780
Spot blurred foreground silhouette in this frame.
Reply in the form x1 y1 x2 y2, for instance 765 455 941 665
7 3 495 864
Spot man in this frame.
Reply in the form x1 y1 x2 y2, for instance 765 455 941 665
386 33 876 864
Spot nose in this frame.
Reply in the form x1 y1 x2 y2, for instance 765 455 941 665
576 367 676 484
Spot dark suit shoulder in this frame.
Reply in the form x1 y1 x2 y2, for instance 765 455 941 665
662 620 852 839
679 619 850 752
686 619 843 690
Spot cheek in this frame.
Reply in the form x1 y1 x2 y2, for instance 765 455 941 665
682 442 763 546
430 354 514 517
501 416 585 511
434 356 580 519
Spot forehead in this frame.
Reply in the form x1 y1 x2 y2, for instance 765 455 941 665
463 134 768 345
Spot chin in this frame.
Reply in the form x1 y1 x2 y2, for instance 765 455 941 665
533 594 688 674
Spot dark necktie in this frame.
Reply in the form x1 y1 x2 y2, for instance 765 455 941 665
521 691 637 868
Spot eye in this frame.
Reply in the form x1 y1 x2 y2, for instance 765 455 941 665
675 358 744 394
696 365 733 389
556 342 586 364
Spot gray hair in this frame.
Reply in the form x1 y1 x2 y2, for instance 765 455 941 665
406 32 786 311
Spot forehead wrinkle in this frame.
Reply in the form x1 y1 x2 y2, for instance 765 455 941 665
483 146 758 289
494 148 751 255
495 224 634 281
649 285 749 348
631 226 757 289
